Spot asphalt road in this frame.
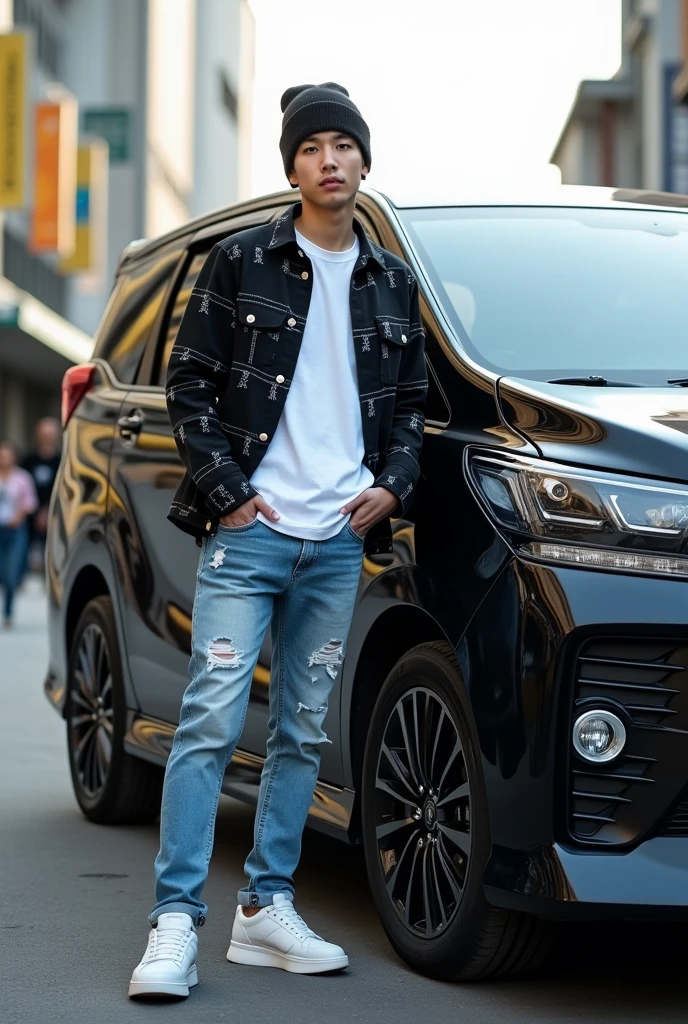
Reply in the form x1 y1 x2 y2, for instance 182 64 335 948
1 579 685 1024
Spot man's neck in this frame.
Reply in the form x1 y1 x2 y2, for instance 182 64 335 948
293 199 356 252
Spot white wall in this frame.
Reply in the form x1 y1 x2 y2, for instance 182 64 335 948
191 0 247 216
146 0 196 237
555 121 585 183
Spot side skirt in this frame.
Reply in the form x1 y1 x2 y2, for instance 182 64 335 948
123 713 356 842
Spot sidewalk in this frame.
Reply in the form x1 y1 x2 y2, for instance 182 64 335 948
3 572 49 631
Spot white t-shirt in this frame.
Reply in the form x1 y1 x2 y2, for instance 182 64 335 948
250 227 374 540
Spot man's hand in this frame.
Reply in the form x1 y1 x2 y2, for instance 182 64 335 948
340 487 399 537
219 495 279 528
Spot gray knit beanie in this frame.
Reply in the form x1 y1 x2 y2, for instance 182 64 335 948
279 82 371 185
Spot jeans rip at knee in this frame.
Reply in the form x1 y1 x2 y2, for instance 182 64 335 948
206 637 244 672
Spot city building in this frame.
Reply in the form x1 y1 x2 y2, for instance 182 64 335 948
673 0 688 101
0 0 254 445
551 0 688 195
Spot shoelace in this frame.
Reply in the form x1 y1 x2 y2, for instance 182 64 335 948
146 928 191 963
268 903 321 941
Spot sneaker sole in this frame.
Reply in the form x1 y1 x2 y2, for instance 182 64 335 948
227 941 348 974
128 965 198 998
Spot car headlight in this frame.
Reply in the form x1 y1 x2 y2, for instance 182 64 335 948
465 448 688 577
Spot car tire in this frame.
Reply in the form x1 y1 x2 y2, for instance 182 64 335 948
66 595 163 825
361 641 555 981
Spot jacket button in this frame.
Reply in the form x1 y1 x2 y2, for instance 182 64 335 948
401 334 408 342
287 317 296 327
301 271 309 280
259 432 268 441
246 314 256 324
275 374 285 384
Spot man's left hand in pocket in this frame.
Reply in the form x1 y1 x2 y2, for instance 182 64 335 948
340 487 399 538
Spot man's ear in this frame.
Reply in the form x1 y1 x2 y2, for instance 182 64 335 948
288 168 298 188
361 165 370 180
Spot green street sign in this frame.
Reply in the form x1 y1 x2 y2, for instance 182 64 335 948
82 108 131 163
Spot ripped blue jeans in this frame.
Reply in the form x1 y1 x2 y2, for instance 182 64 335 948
150 517 365 925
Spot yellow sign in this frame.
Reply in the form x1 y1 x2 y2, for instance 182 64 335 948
0 32 30 208
60 139 109 277
30 94 78 256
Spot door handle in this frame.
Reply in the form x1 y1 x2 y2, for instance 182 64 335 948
117 409 144 444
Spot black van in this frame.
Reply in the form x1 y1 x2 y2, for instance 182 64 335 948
45 185 688 981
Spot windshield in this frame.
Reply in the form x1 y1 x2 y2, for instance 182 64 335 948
400 206 688 384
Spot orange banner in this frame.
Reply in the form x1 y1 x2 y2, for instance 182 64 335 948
30 96 77 256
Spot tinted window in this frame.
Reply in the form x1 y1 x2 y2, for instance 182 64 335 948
401 206 688 384
156 250 209 386
94 247 180 383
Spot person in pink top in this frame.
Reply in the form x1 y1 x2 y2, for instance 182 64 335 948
0 440 38 627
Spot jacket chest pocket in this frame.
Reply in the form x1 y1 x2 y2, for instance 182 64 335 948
375 316 410 385
236 302 289 368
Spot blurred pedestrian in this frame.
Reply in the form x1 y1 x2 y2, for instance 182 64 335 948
0 440 38 628
129 82 427 998
21 417 61 576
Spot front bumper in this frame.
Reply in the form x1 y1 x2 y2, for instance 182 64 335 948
485 838 688 919
460 557 688 915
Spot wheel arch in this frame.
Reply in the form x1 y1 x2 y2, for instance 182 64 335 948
65 565 110 661
59 544 140 718
344 601 451 835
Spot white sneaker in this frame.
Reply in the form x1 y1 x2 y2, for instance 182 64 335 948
128 912 199 998
227 894 348 974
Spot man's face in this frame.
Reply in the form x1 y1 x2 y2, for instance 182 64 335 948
0 444 14 471
36 419 59 455
289 131 369 208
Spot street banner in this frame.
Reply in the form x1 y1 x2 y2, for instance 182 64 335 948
0 30 32 208
82 108 131 163
59 138 109 278
30 93 78 256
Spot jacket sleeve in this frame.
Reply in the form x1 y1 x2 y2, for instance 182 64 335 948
165 240 259 518
372 276 428 517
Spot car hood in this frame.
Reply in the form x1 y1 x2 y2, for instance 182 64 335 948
497 376 688 482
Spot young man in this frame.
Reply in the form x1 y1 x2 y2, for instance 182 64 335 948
129 82 427 999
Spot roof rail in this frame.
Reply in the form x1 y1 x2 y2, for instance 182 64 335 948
120 238 148 260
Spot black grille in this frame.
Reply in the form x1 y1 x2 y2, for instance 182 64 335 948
569 639 688 845
656 792 688 837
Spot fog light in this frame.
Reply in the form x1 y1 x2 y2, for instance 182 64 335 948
572 710 626 763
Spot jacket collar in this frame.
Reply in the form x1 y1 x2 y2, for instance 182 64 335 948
267 202 387 270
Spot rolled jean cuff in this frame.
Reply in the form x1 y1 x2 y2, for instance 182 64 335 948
237 889 294 908
149 902 205 927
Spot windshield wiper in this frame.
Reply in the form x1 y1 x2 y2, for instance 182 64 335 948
667 378 688 386
547 376 642 387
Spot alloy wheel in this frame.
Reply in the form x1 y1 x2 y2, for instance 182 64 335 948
374 686 471 937
69 623 114 799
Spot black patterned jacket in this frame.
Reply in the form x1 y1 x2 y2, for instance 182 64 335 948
166 203 428 554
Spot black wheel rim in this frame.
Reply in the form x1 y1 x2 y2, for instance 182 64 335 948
374 687 471 937
69 624 114 798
